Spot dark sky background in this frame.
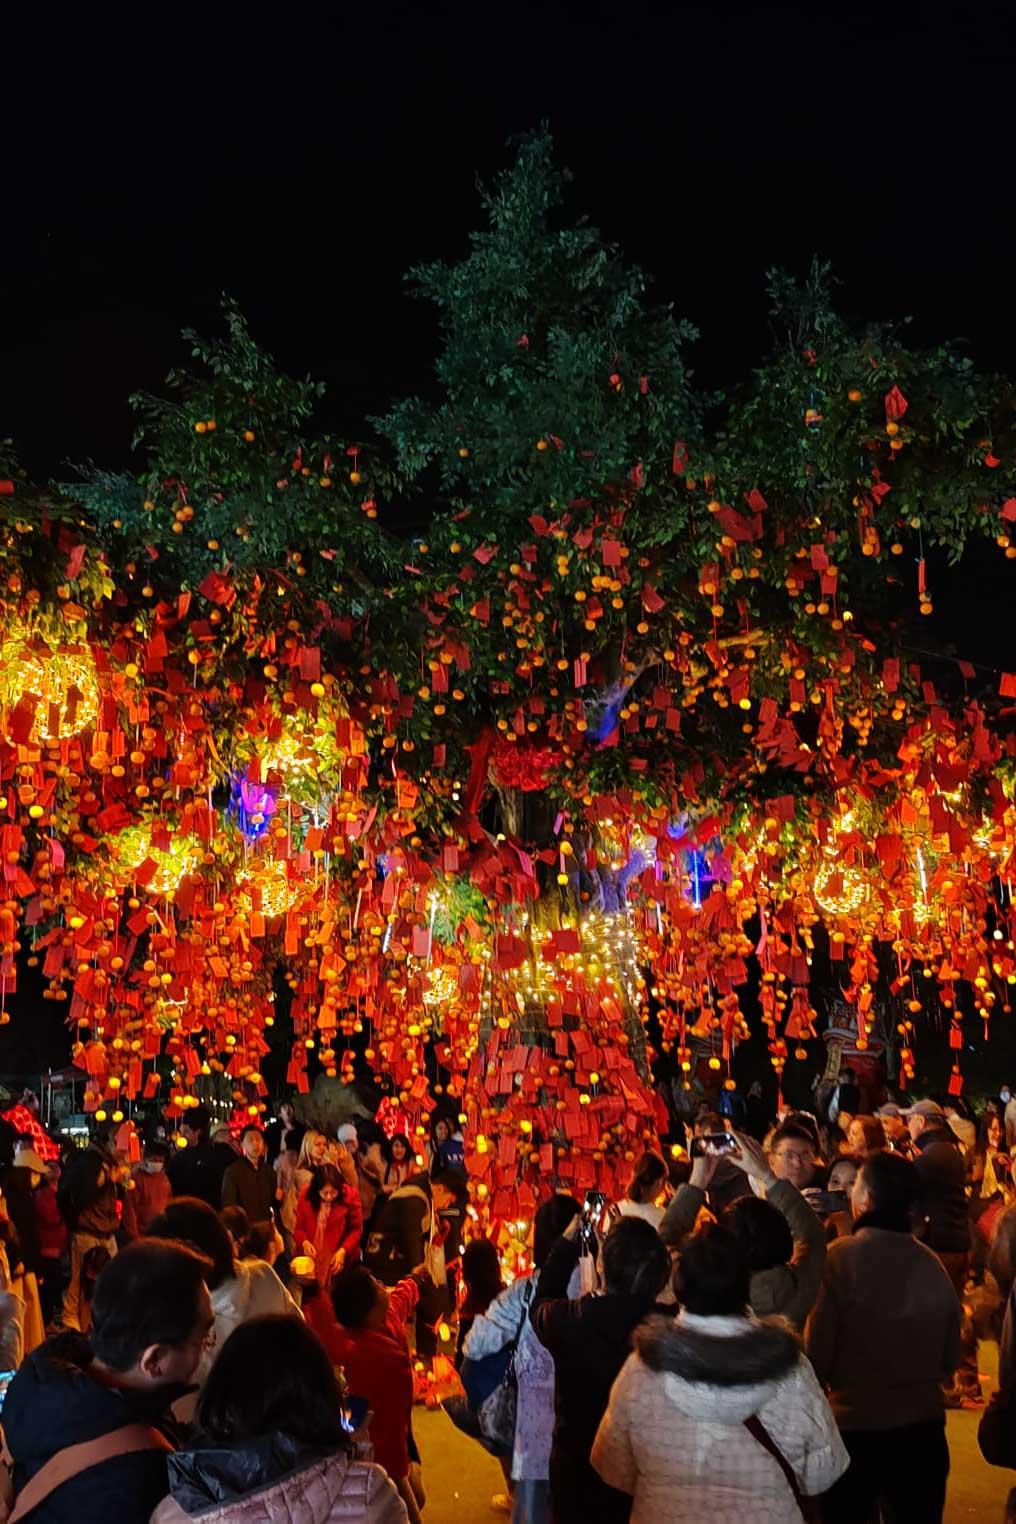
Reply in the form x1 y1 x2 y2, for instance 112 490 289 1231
2 0 1016 1089
5 2 1016 477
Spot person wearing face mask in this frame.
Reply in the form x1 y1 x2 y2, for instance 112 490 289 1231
122 1144 172 1239
221 1128 273 1224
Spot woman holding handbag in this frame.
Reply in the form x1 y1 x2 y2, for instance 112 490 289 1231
462 1196 580 1524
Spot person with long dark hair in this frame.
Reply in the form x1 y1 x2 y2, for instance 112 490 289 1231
463 1196 581 1524
150 1315 407 1524
617 1153 668 1229
456 1237 504 1366
57 1143 120 1331
294 1163 364 1286
970 1111 1013 1249
382 1136 415 1196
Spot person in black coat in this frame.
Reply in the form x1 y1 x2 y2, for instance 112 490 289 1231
363 1169 461 1285
220 1127 274 1221
2 1239 213 1524
532 1213 672 1524
904 1098 979 1405
166 1107 221 1210
1 1149 46 1274
904 1102 972 1263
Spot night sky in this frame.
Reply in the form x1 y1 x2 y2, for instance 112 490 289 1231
3 1 1015 1083
6 2 1016 476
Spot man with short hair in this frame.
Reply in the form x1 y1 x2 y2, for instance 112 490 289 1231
3 1239 213 1523
221 1126 273 1222
806 1151 961 1523
875 1102 912 1155
768 1120 825 1192
165 1106 219 1209
902 1097 979 1405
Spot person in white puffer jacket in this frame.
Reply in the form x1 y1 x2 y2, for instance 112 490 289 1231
145 1197 302 1423
592 1222 847 1524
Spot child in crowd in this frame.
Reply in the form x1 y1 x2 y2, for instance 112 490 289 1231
305 1263 429 1524
121 1141 172 1238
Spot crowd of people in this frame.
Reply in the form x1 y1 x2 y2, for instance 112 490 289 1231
1 1080 1016 1522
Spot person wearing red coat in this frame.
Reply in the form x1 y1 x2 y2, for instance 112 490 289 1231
121 1143 172 1238
293 1163 363 1286
305 1265 428 1522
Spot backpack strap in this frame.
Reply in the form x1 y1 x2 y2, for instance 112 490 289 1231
743 1415 813 1522
6 1424 173 1524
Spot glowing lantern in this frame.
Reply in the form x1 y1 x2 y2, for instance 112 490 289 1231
813 862 867 917
0 631 99 742
244 857 298 918
114 823 201 897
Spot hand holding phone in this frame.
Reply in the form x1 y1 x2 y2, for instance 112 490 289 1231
690 1133 738 1159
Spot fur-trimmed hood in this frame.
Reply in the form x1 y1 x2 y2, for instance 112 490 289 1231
634 1311 802 1424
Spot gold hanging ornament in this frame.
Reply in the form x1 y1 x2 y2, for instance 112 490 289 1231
114 823 201 898
244 857 299 918
813 861 867 917
0 630 100 743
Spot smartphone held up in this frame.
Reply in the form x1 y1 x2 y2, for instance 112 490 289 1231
690 1132 738 1159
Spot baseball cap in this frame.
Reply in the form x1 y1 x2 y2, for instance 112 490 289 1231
875 1103 901 1118
898 1100 946 1120
336 1122 359 1145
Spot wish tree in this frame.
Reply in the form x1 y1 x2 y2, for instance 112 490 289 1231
0 132 1013 1224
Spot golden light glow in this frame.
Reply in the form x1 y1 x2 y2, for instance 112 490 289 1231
114 823 201 897
245 857 298 918
0 633 100 742
813 861 867 917
422 965 458 1008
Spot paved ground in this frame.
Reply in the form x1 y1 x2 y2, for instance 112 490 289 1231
415 1361 1013 1522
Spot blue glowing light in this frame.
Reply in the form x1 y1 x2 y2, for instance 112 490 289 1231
228 773 277 843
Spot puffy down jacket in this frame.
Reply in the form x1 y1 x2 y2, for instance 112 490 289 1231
150 1433 407 1524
